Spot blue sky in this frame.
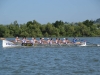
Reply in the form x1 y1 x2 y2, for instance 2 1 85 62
0 0 100 24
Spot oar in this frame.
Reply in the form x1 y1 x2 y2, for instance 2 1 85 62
78 39 97 46
86 41 98 46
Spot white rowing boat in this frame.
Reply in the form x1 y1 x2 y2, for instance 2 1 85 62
2 40 87 48
2 40 21 47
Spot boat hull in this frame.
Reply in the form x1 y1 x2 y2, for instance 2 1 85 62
2 40 87 48
2 40 21 47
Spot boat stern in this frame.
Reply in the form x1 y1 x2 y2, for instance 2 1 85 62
2 40 16 47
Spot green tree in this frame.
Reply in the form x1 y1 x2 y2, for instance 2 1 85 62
83 20 94 27
65 25 75 37
58 26 66 36
77 23 91 36
45 23 54 36
53 20 64 28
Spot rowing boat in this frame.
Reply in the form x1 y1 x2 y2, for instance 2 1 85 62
2 40 87 47
2 40 21 47
2 39 87 48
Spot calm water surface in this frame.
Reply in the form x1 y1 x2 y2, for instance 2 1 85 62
0 37 100 75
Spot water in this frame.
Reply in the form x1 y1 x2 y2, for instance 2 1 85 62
0 37 100 75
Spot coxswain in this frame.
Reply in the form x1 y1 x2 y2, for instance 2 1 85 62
73 37 77 43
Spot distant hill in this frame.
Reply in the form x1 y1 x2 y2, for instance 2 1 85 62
94 18 100 24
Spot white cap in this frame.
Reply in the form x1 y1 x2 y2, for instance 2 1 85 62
16 37 18 38
42 38 44 39
63 38 65 39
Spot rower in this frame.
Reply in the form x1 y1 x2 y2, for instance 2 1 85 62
22 37 26 43
55 38 58 44
58 38 61 45
49 38 53 45
65 38 70 44
34 38 38 44
39 38 43 44
30 37 35 46
63 38 66 44
15 36 20 42
42 38 47 44
73 37 81 44
31 37 34 43
47 38 50 44
72 37 77 43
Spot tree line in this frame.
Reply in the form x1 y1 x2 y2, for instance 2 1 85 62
0 18 100 37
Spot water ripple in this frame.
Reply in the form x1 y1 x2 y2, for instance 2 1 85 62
0 41 100 75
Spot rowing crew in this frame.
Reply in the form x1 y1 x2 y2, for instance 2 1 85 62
15 37 72 45
14 37 85 45
38 38 71 45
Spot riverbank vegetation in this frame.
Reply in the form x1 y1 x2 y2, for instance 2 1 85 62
0 18 100 37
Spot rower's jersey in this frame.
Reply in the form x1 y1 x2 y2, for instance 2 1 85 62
39 40 43 44
15 39 17 42
58 40 61 44
63 40 66 43
31 40 34 44
47 40 50 44
73 39 77 43
22 39 26 43
55 40 58 44
50 40 52 44
65 41 68 44
39 40 41 43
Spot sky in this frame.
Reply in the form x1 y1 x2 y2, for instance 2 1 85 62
0 0 100 24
